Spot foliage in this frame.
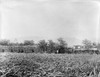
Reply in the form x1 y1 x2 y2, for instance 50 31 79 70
0 40 10 46
97 43 100 50
0 53 100 77
0 38 100 54
57 38 68 53
37 40 48 53
23 40 34 45
47 40 56 53
57 38 67 47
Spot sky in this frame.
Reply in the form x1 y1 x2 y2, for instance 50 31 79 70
0 0 100 46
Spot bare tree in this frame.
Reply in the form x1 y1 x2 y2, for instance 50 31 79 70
82 39 93 50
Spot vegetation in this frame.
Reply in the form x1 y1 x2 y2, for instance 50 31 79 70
0 38 100 77
0 53 100 77
23 40 34 46
0 38 100 54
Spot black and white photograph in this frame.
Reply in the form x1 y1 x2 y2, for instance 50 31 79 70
0 0 100 77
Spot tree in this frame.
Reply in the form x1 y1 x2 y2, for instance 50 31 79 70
97 43 100 51
23 40 34 45
37 40 48 53
47 40 56 53
82 39 93 50
0 40 10 46
57 38 67 47
57 38 68 53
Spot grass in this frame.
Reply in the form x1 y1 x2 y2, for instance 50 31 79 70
0 52 100 77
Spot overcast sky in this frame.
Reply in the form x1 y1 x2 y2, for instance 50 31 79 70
0 0 100 46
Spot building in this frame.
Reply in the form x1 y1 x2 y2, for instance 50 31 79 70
73 45 85 51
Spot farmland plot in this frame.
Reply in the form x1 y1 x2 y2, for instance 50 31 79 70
0 53 100 77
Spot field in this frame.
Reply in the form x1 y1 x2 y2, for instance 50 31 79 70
0 53 100 77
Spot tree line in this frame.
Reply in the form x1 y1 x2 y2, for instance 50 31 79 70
0 38 100 54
